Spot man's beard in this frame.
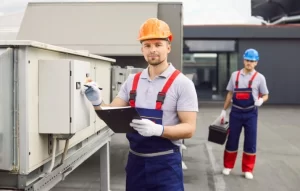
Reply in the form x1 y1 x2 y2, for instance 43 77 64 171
148 58 165 66
245 65 253 70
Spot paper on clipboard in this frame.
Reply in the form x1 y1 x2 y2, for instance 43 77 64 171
95 106 141 133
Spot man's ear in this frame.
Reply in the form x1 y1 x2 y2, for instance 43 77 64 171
168 43 171 53
141 45 145 54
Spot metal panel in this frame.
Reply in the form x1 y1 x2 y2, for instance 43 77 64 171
238 39 300 104
158 3 183 71
38 60 71 134
38 59 92 135
0 48 14 171
17 46 30 174
70 60 91 134
17 2 158 55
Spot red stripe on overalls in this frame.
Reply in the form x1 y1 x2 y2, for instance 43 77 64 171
129 70 181 110
155 70 180 110
235 70 258 89
129 72 142 107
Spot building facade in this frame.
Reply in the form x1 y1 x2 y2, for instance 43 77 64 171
183 25 300 104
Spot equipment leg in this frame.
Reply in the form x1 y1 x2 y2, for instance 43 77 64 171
181 140 187 170
100 141 110 191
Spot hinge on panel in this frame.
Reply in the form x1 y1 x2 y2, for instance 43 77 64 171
70 117 72 123
70 71 72 76
48 134 53 155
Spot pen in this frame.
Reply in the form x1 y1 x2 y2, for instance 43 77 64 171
84 85 103 90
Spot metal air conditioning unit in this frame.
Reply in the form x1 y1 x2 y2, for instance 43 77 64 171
0 40 115 191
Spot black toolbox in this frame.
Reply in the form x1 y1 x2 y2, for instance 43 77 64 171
208 122 229 145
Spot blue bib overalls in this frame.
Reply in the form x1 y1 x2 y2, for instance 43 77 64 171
126 70 184 191
224 71 259 173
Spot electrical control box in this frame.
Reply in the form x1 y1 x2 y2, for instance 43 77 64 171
38 59 91 135
111 66 144 100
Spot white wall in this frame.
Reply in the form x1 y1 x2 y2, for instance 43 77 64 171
0 11 24 40
183 0 262 25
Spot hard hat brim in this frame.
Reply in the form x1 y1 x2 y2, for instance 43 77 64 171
138 35 173 42
244 57 259 61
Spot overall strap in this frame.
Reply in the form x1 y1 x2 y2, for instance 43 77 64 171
248 71 258 88
235 70 241 88
129 72 142 107
235 70 259 88
156 70 181 110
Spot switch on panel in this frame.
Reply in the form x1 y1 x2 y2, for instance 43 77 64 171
38 59 91 135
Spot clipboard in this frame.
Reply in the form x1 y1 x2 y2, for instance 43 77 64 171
95 107 141 133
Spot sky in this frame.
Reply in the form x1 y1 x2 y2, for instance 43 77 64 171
0 0 262 25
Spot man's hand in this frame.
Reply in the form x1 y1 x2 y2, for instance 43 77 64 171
130 119 164 137
83 81 102 106
255 98 264 107
214 110 226 125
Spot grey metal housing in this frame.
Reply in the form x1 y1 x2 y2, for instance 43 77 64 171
0 41 115 191
17 1 183 71
0 48 14 171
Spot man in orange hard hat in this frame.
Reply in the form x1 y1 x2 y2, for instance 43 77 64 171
84 18 198 190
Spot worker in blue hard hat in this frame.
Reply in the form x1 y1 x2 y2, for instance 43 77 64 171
216 48 269 180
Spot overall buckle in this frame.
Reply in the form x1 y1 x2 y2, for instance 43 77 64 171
129 90 136 101
156 92 166 104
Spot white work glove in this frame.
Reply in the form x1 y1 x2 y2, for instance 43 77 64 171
255 98 264 107
215 109 226 125
130 119 164 137
83 81 102 106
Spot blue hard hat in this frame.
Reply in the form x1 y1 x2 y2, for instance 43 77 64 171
243 48 259 61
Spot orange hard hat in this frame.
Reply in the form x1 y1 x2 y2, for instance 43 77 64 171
138 18 173 42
